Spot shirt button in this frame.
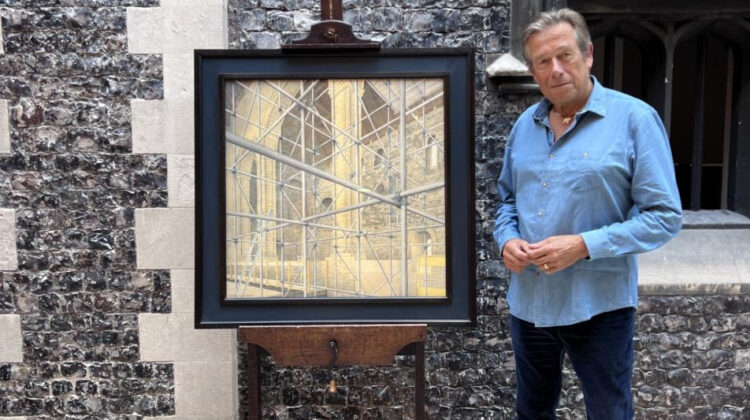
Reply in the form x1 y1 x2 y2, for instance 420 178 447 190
583 152 589 158
538 210 543 217
549 153 555 158
542 182 548 187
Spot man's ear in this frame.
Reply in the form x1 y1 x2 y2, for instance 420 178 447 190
585 42 594 70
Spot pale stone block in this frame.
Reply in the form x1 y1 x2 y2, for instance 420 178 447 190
135 208 194 269
0 209 18 271
170 269 195 314
160 0 227 53
168 155 195 208
131 98 194 154
163 54 195 100
0 21 4 54
0 100 10 154
639 229 750 285
128 1 227 55
127 7 165 54
139 312 234 362
0 314 23 362
174 361 236 418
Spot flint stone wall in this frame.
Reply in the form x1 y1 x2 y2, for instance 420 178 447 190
230 1 750 419
0 1 174 418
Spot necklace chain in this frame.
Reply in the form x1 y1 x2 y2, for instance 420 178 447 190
552 107 581 125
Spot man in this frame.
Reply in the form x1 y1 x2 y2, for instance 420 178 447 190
493 8 682 420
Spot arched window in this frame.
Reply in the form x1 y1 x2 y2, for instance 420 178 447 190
409 230 433 258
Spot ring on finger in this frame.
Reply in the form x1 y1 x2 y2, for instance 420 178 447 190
543 263 550 270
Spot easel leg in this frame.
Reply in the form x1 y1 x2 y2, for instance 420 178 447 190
415 342 425 420
248 344 262 420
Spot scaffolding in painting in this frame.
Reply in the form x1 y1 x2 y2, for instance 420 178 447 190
224 77 446 299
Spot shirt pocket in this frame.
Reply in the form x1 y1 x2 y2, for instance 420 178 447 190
562 151 604 193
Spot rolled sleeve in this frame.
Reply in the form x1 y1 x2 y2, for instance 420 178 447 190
494 139 522 253
496 228 521 255
580 108 682 260
580 228 614 260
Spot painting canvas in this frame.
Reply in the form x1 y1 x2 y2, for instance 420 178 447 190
224 77 447 300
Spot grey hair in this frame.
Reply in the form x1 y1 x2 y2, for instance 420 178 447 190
522 8 592 66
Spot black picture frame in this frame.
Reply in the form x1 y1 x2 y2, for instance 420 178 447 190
195 49 476 327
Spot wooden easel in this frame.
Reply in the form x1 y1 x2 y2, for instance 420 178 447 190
239 324 428 419
241 2 419 417
282 0 380 51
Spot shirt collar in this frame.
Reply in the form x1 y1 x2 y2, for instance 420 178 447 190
533 76 607 122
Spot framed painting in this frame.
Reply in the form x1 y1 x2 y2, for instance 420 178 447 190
195 49 475 327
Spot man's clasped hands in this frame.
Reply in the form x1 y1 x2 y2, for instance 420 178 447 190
502 234 590 275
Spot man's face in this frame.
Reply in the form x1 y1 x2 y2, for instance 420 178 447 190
526 22 593 109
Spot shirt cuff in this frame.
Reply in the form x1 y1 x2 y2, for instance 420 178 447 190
580 228 613 260
496 231 521 255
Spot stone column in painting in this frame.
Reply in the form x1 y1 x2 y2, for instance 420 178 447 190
327 80 365 296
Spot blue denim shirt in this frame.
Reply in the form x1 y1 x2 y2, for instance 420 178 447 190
494 78 682 327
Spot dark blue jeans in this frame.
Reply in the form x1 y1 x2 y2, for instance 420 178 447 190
510 307 635 420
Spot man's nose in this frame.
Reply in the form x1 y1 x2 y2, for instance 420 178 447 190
550 58 564 74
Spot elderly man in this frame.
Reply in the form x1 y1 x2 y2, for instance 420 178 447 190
493 8 682 420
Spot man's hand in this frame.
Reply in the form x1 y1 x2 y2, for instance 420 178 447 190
502 238 532 274
527 235 589 275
